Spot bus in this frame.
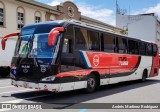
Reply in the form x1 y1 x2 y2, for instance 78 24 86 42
1 19 159 93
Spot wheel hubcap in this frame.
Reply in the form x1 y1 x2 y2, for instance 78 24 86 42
88 78 95 88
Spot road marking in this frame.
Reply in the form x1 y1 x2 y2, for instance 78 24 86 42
0 86 14 89
0 89 33 95
0 93 53 112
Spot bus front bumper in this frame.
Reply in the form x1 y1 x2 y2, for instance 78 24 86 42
11 79 60 92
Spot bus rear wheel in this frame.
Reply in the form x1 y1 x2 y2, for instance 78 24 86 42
141 70 147 82
85 74 97 93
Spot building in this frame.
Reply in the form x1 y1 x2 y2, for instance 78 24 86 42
116 12 160 51
0 0 124 77
0 0 123 38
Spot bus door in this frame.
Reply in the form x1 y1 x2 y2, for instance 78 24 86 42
59 35 75 91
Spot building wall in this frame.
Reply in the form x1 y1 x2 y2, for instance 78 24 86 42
56 1 81 20
0 0 49 66
116 13 160 51
0 0 49 37
0 0 124 67
82 16 123 34
0 0 123 38
128 16 156 42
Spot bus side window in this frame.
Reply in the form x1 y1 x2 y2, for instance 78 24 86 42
62 38 72 53
153 44 158 56
128 40 139 55
65 24 74 36
88 30 100 51
103 33 115 53
139 42 146 55
75 27 88 50
117 37 128 54
146 43 153 56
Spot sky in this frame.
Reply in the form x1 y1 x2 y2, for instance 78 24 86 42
36 0 160 26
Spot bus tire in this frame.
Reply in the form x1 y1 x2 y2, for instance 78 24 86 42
0 67 10 78
85 74 97 93
141 69 147 82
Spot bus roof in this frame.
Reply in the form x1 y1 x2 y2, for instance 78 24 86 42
23 19 156 44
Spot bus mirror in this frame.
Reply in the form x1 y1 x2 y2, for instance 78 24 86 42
48 27 64 46
1 33 19 50
48 31 59 46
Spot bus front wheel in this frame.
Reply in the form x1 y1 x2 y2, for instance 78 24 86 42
85 74 97 93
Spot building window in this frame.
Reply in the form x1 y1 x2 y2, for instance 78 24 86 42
0 8 3 26
35 11 41 23
35 16 41 23
18 12 24 29
50 15 56 21
17 7 25 29
0 2 4 27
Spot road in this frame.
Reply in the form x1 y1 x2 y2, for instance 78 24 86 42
0 75 160 112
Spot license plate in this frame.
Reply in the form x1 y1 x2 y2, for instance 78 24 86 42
23 82 29 88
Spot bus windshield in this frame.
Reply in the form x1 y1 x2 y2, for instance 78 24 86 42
15 23 63 60
18 33 55 58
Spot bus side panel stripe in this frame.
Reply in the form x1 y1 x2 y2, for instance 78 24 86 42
80 51 92 69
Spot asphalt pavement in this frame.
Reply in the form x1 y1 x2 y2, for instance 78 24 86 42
0 75 160 112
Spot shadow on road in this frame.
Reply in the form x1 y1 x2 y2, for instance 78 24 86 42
9 78 160 109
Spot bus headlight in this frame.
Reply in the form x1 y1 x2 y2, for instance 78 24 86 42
41 76 55 81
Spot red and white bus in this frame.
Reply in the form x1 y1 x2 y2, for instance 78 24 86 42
1 19 159 93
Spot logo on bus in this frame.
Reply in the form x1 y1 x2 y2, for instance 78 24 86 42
41 67 46 73
93 55 99 66
118 57 128 66
23 69 28 73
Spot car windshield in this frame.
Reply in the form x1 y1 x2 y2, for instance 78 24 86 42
18 33 55 58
